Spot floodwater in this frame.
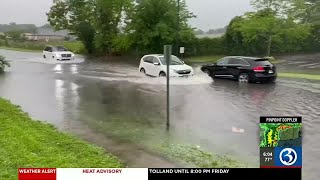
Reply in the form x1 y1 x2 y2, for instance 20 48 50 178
0 49 319 179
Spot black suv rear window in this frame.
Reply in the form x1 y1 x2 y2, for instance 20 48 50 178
254 59 273 66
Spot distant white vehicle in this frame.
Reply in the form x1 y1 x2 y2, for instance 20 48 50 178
43 45 75 61
138 54 194 77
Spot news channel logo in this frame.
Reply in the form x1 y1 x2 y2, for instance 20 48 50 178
275 147 302 167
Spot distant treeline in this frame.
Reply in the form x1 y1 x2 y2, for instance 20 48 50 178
2 0 318 58
0 23 37 33
46 0 320 57
194 27 226 35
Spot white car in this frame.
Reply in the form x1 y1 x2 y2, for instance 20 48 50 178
139 54 194 77
43 45 75 61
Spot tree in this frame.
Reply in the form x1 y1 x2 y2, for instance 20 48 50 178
207 27 226 34
251 0 292 16
0 24 37 33
195 29 205 35
245 0 312 56
289 0 320 23
47 0 133 54
126 0 195 54
226 9 311 56
238 10 282 56
5 30 24 41
41 24 52 28
304 0 320 51
76 23 96 54
224 16 247 55
0 56 10 73
309 1 320 24
94 0 133 54
47 0 96 53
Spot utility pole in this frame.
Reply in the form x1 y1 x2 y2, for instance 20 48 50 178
164 45 172 131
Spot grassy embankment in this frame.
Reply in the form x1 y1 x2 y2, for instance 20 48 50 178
0 98 123 180
184 55 280 64
0 46 40 53
278 73 320 80
0 41 86 54
184 55 225 63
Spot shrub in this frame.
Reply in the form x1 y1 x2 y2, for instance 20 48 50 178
62 41 87 54
0 55 10 72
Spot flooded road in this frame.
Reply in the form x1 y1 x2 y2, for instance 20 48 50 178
277 53 320 75
0 49 319 179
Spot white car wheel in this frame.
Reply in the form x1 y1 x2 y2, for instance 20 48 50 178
159 72 166 77
140 68 146 74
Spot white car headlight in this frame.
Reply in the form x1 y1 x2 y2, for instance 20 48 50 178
55 54 61 57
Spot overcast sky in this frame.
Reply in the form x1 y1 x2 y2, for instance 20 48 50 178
0 0 253 31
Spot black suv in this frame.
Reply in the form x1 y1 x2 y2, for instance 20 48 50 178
201 56 277 83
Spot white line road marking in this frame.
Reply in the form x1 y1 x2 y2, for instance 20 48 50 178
298 63 320 68
307 65 320 69
288 61 306 65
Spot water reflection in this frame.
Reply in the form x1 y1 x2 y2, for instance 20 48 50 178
72 80 168 146
70 65 78 74
170 78 319 169
54 64 63 73
53 64 79 75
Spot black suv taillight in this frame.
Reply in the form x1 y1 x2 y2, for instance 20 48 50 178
253 66 265 72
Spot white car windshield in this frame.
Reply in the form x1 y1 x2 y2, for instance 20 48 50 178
159 56 184 65
54 46 69 52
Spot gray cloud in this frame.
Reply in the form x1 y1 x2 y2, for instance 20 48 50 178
186 0 253 30
0 0 253 30
0 0 52 26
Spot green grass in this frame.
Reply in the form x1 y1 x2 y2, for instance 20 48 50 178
0 41 87 54
79 113 246 168
156 144 247 168
62 41 87 54
278 73 320 80
184 55 225 63
0 46 41 52
184 55 280 64
0 98 123 179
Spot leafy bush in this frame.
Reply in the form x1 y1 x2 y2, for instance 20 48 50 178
0 56 10 72
62 41 87 54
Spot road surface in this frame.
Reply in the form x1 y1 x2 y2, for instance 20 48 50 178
0 49 319 179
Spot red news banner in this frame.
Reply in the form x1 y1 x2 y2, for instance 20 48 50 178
19 168 56 180
18 168 148 180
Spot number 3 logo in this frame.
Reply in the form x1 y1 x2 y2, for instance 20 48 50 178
279 148 298 166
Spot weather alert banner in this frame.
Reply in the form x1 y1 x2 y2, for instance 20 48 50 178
18 168 148 180
18 168 302 180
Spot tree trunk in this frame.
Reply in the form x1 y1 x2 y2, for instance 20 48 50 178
267 34 272 57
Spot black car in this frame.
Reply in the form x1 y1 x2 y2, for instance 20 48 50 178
201 56 277 83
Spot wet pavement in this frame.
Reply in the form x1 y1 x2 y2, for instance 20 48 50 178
0 49 319 179
276 53 320 75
